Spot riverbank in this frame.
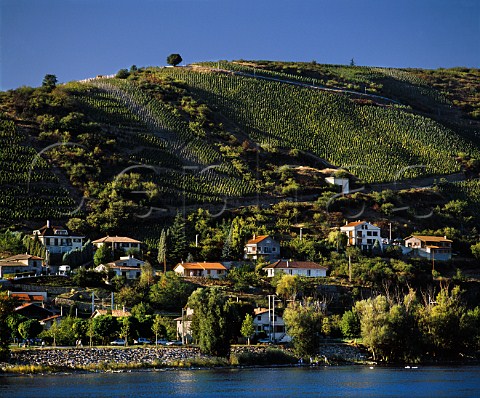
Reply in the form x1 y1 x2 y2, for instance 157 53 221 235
0 343 367 374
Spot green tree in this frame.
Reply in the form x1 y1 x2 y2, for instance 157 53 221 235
283 301 324 357
240 313 255 345
471 242 480 259
92 315 118 345
42 74 57 90
149 271 194 311
157 229 167 273
115 69 130 79
417 285 466 356
18 319 43 342
188 287 231 357
166 53 182 67
152 314 167 345
340 310 360 338
276 274 302 302
94 244 112 266
0 292 18 359
169 212 187 264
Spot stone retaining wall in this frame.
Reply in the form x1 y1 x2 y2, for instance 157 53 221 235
2 344 367 370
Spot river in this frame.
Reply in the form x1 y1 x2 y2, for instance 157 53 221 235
1 365 480 397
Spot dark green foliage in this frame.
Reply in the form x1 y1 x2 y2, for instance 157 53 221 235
166 54 182 67
18 319 43 340
0 229 25 255
73 266 106 287
42 74 57 90
149 271 194 311
94 244 112 266
62 240 94 267
283 301 324 357
92 315 118 345
168 212 187 264
231 348 297 365
340 310 360 338
116 69 130 79
188 287 232 357
23 234 46 259
0 292 17 360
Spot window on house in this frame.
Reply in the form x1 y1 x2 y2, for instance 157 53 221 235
367 231 372 236
257 316 261 321
372 231 378 236
289 270 292 275
307 270 311 276
272 248 276 252
207 270 211 275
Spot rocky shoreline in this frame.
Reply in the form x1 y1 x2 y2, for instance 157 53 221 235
0 343 368 373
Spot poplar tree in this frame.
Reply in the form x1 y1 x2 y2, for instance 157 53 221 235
157 229 167 273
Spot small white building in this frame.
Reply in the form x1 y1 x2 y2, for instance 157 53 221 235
253 308 291 343
264 260 328 278
404 235 452 261
244 235 280 261
173 262 227 278
326 176 350 194
33 220 84 254
340 221 383 251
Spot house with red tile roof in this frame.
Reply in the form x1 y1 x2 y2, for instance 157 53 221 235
0 254 44 278
92 236 142 253
173 262 227 278
264 260 328 278
244 235 280 261
404 235 452 261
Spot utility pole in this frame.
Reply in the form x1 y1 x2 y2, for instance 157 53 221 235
389 223 392 242
348 255 352 282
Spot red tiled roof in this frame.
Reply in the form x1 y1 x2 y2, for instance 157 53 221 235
174 262 227 271
342 221 367 228
2 254 44 262
246 235 269 245
406 235 452 243
264 260 328 270
93 236 141 244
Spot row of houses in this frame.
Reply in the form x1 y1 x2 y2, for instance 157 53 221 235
0 220 453 280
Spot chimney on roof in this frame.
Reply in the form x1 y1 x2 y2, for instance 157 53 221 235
253 234 256 240
287 260 289 267
47 220 50 228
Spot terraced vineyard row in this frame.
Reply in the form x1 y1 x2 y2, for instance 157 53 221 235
68 80 256 203
92 78 221 165
153 67 478 183
0 119 79 221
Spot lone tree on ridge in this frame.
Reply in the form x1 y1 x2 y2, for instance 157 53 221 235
167 53 182 67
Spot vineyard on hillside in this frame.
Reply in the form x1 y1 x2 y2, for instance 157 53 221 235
0 118 79 223
150 66 479 183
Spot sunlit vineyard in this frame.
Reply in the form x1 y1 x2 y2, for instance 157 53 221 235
0 119 79 221
150 67 479 183
65 79 256 203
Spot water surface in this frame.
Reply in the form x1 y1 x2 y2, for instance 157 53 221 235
1 365 479 397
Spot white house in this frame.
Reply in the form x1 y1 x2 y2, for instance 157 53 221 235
173 262 227 278
264 260 328 278
33 220 84 254
95 255 146 280
175 307 194 344
253 308 291 343
404 235 453 261
92 236 142 253
244 235 280 261
325 176 350 194
340 221 383 251
0 254 43 279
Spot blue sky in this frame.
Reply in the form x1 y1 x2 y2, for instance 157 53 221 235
1 0 479 91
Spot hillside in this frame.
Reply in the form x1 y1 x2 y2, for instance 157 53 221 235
0 61 479 242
